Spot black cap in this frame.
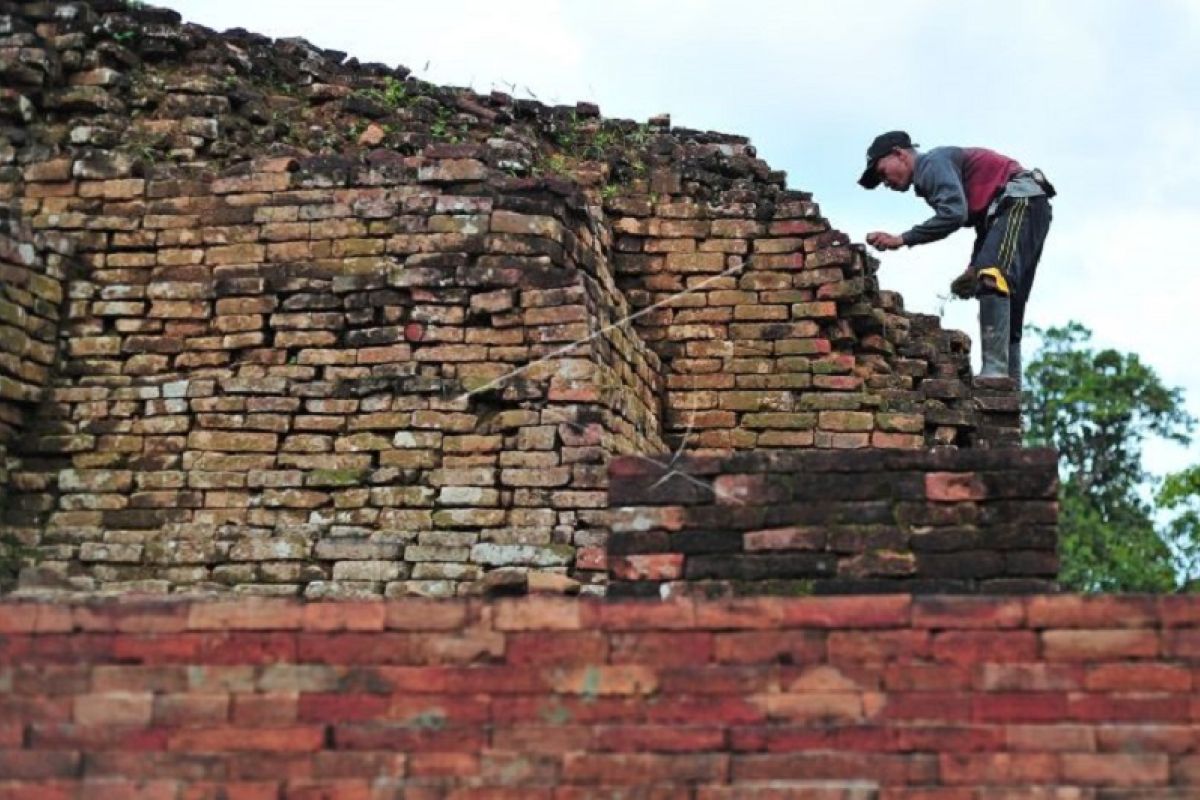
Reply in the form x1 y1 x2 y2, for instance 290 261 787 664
858 130 917 189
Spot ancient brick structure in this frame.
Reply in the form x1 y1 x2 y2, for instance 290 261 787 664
1 1 1036 597
4 594 1200 796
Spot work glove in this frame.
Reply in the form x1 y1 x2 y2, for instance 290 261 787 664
950 267 979 299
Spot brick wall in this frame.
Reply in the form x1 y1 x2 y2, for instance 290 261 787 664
0 214 69 501
1 1 1030 596
3 595 1200 795
608 448 1060 596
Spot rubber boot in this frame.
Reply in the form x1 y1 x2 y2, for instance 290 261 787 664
1008 341 1022 386
977 294 1010 379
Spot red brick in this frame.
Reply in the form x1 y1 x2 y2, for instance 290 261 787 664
180 782 280 800
507 632 609 665
1066 692 1190 723
11 633 116 664
224 752 315 781
707 789 886 800
490 724 594 754
1042 628 1160 660
0 723 21 748
925 472 987 502
693 598 787 630
0 781 74 800
74 692 153 726
1159 595 1200 627
188 600 303 630
609 632 713 667
1061 752 1169 786
494 598 581 631
582 599 696 630
1026 595 1158 628
230 693 298 725
311 750 407 778
931 631 1038 665
883 663 970 691
297 693 390 722
879 692 973 723
892 724 1006 754
74 780 180 800
658 665 775 695
713 630 825 664
72 603 190 633
646 695 767 726
1164 629 1200 658
0 607 51 635
912 596 1024 629
384 600 469 631
26 723 169 751
609 553 685 581
0 604 72 634
542 658 658 696
972 692 1068 723
0 694 72 725
280 778 373 798
593 724 725 752
731 751 923 783
110 634 205 664
372 666 543 694
1086 662 1192 692
390 694 490 726
168 725 325 752
154 693 230 726
201 633 298 665
729 723 886 753
92 666 188 693
10 665 91 694
827 631 930 662
975 663 1083 692
561 752 728 785
939 753 1059 785
295 633 419 664
331 723 486 752
407 751 480 778
1005 723 1096 752
0 750 82 779
1172 754 1200 784
302 602 386 631
575 546 607 571
1096 724 1194 754
779 595 911 629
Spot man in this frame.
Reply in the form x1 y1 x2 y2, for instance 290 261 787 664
857 131 1054 384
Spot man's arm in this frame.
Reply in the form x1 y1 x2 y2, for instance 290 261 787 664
901 154 968 246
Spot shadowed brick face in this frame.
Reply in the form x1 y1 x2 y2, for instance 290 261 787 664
608 448 1060 595
2 0 1033 598
0 595 1196 795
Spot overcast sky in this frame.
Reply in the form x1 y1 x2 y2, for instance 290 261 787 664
162 0 1200 478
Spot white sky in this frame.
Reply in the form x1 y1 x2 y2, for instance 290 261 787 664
163 0 1200 479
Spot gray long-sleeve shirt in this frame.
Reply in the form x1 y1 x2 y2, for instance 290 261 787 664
901 146 1025 246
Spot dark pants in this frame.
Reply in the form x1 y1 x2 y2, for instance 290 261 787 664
970 194 1053 345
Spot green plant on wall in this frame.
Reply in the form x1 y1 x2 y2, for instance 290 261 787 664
365 76 411 109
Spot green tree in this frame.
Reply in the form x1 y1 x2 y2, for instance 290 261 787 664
1023 323 1195 591
1158 465 1200 587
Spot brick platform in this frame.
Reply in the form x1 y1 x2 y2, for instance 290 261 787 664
2 595 1199 796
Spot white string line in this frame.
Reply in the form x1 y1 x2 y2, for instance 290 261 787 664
452 259 749 404
558 415 744 506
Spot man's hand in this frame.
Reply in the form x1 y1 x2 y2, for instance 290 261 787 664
866 231 905 251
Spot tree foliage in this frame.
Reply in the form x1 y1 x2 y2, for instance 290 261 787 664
1023 323 1197 592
